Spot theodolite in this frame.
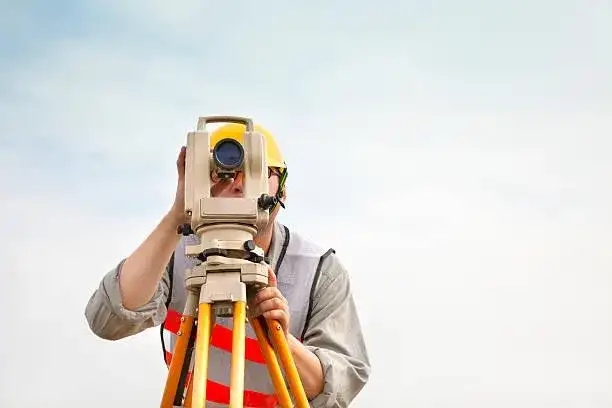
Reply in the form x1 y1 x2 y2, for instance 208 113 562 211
160 116 308 408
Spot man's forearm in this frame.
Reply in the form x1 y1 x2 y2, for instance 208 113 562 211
288 334 324 400
119 212 182 310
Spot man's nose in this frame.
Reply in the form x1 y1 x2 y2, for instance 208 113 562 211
229 171 244 194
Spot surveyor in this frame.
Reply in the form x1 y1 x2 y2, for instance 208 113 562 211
84 121 371 407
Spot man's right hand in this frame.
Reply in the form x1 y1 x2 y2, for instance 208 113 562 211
169 146 189 226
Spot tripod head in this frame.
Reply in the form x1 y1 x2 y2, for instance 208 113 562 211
179 115 278 317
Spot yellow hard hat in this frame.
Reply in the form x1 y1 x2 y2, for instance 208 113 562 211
209 122 287 170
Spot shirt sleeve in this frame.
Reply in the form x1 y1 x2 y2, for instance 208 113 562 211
84 258 171 340
301 252 371 408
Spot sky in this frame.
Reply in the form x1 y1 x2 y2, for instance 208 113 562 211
1 1 611 407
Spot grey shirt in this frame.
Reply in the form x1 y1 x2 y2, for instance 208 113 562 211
84 222 371 407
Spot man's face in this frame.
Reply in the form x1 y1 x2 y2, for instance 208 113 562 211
210 167 282 199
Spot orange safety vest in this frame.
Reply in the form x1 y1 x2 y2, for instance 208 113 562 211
160 224 335 407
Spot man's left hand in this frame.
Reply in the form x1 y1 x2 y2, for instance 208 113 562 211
249 268 290 336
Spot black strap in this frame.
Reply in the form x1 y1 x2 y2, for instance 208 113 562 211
300 248 335 340
274 225 290 279
160 252 175 365
165 252 175 310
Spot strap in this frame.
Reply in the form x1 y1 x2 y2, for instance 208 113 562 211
274 225 290 279
160 252 175 365
300 248 335 340
165 252 175 310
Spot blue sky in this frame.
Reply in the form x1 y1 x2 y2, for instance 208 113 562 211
1 1 611 407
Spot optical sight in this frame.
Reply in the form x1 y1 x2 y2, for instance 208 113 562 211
213 138 245 171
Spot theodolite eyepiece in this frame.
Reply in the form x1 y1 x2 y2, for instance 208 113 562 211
213 137 244 170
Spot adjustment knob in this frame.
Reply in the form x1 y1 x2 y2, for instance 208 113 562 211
177 224 194 236
258 194 277 210
244 240 256 251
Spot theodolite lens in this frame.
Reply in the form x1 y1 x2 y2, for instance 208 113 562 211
213 138 244 170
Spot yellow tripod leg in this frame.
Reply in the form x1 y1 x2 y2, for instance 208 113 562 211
251 316 293 408
267 319 310 408
229 300 247 407
190 302 213 408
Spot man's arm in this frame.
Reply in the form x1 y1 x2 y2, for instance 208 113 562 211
289 253 371 407
118 212 181 310
84 212 180 340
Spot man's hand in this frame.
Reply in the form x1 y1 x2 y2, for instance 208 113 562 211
248 268 290 335
249 268 326 401
169 146 189 225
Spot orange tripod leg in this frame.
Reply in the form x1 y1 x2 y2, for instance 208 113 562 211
190 302 213 408
229 300 247 407
251 316 293 408
266 319 310 408
160 313 195 408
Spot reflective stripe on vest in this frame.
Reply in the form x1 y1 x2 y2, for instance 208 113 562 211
160 224 332 407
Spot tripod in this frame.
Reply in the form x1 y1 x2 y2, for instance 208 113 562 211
160 248 310 408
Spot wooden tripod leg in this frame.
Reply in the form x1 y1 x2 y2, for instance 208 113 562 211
250 316 293 408
266 319 310 408
190 302 213 408
160 313 196 408
229 300 247 407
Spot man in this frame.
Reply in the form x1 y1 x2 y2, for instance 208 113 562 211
84 122 371 407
